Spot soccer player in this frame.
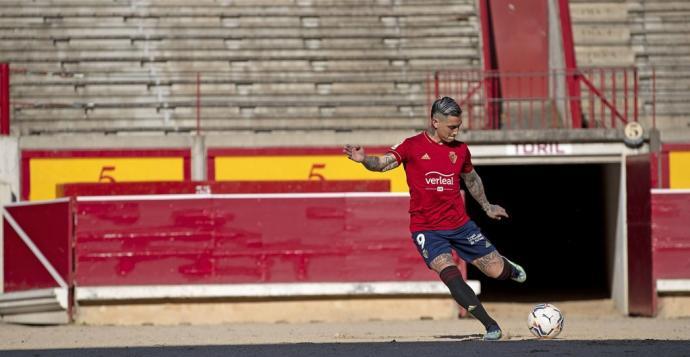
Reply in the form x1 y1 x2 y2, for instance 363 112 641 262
343 96 526 341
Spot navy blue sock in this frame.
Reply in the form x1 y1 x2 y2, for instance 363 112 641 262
439 266 498 330
497 257 514 280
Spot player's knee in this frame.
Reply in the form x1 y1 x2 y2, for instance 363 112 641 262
429 253 455 273
485 265 503 279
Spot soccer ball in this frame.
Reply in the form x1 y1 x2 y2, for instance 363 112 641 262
527 303 564 338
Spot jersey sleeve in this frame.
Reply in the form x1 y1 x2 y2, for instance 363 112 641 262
387 138 410 164
461 145 474 173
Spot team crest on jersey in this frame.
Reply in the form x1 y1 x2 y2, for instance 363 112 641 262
421 153 430 160
449 152 457 164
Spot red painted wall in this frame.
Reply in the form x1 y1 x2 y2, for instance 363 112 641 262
3 201 72 292
73 196 437 286
58 180 390 197
489 0 549 98
652 192 690 279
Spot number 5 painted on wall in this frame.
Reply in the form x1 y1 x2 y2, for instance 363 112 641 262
99 166 116 183
308 163 326 181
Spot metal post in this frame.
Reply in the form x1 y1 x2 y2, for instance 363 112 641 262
611 69 617 127
650 67 655 128
196 72 201 135
434 71 440 99
0 63 9 135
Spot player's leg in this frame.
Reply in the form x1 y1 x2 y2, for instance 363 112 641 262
448 220 526 283
472 251 526 283
428 253 501 340
412 230 501 340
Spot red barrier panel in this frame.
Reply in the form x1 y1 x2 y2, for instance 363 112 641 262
2 200 73 292
58 180 390 197
73 194 436 286
626 154 656 316
652 191 690 279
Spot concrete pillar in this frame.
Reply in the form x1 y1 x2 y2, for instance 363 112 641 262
191 134 206 181
548 0 567 125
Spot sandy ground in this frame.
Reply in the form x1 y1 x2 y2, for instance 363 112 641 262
1 300 689 351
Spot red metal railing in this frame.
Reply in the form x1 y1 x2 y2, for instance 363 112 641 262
427 67 646 130
0 63 9 135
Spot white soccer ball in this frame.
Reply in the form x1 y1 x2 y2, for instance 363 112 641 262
527 303 564 339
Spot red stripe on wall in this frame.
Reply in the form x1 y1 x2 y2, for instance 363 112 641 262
21 149 190 159
207 146 394 157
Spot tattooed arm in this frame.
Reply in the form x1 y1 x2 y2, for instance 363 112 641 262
461 169 509 220
343 144 400 172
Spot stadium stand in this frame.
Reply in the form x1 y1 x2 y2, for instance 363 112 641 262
633 0 690 138
570 0 690 137
0 0 480 134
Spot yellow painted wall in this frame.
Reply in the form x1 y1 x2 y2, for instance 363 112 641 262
669 151 690 189
29 157 185 200
214 155 409 192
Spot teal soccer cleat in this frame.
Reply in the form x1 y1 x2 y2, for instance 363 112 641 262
505 258 526 283
483 325 503 341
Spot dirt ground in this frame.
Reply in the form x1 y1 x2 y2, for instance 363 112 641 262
1 299 689 351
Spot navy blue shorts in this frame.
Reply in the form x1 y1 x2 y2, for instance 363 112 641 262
411 220 496 267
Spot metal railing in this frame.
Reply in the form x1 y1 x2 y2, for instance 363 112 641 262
427 67 649 130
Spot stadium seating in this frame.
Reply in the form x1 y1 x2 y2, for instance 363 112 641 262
3 1 688 137
0 0 480 134
634 0 690 136
571 0 690 136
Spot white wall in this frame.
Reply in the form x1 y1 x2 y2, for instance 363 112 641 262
606 159 628 314
0 136 19 294
0 136 19 201
0 182 9 293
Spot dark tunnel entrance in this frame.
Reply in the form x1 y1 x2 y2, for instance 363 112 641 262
465 163 619 302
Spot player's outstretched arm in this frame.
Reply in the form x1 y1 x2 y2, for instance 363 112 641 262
461 169 509 220
343 144 399 172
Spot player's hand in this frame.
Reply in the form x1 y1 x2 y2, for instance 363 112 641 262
485 204 509 220
343 144 365 163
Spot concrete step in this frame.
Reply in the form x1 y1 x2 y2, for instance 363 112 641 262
0 4 475 18
13 106 427 120
2 0 475 6
642 21 690 33
10 71 430 84
0 26 477 40
12 116 426 135
0 13 474 28
573 25 631 45
570 3 632 22
12 92 428 109
9 59 453 74
13 80 426 97
3 46 478 62
9 57 476 73
1 36 477 52
640 34 690 45
643 2 690 12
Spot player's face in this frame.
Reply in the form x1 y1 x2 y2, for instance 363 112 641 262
434 115 462 143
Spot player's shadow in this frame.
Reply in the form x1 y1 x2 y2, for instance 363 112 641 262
434 334 484 341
